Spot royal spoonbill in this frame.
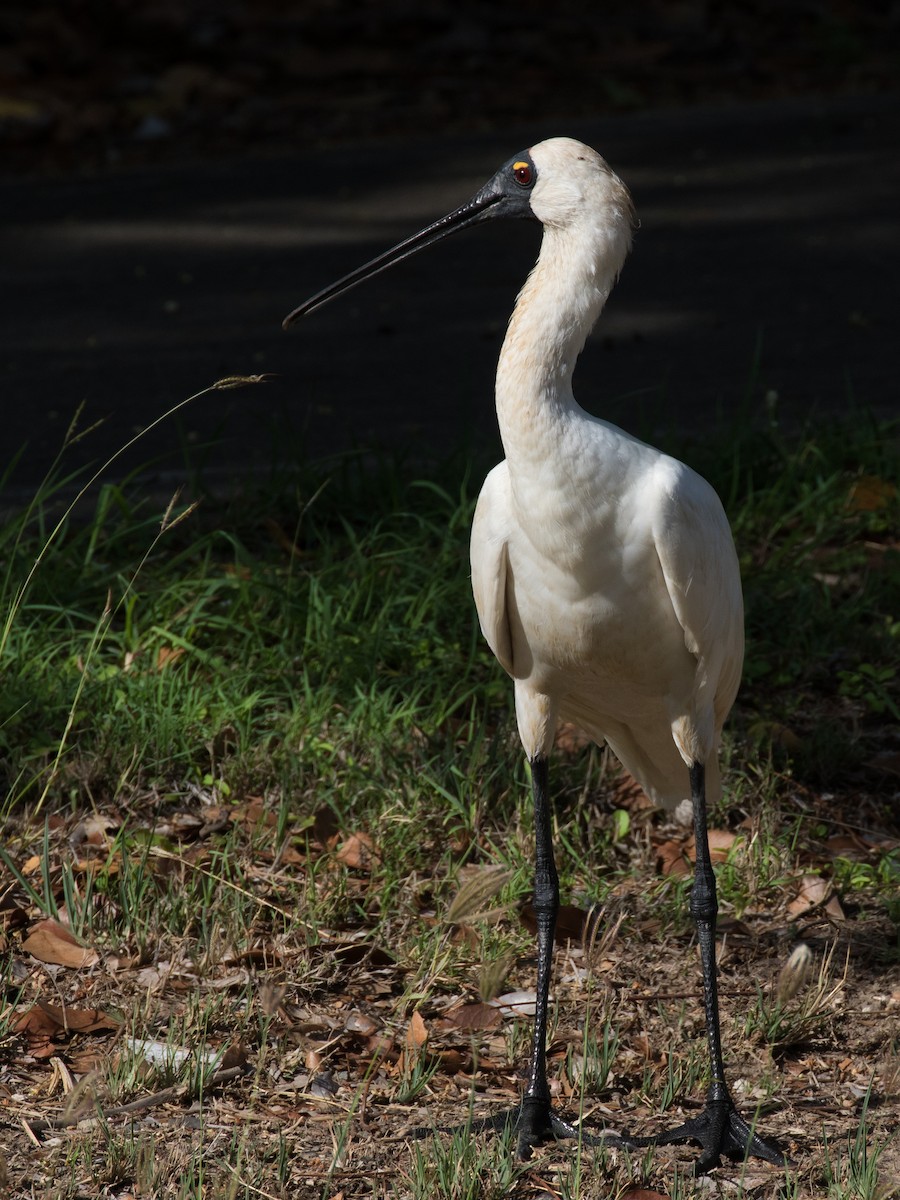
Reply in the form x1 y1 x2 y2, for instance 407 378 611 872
283 138 785 1173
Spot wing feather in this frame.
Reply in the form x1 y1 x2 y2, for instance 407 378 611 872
470 463 515 676
651 461 744 748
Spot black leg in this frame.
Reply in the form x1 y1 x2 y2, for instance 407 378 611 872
516 755 629 1155
516 754 560 1156
410 754 623 1157
629 761 787 1173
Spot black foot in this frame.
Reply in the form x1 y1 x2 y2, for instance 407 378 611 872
409 1097 626 1161
515 1096 626 1160
628 1099 787 1175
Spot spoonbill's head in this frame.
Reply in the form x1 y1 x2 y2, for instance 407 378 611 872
283 137 635 327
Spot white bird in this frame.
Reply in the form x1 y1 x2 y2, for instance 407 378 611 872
284 137 785 1174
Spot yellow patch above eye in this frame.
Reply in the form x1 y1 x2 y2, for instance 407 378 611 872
513 161 529 171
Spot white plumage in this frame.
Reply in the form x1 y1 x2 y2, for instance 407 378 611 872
471 139 742 805
284 134 784 1175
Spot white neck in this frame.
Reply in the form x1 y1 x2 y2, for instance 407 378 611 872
494 223 623 472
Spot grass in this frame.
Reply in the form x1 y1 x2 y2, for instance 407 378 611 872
1 391 898 1197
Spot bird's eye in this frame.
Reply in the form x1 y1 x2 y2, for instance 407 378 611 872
512 161 533 187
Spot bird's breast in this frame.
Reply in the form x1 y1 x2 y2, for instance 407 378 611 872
504 509 693 715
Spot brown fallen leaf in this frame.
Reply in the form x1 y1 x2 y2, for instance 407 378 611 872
436 1047 465 1073
687 829 740 862
787 874 831 918
344 1012 379 1037
520 901 589 945
312 805 340 849
825 833 869 860
621 1190 671 1200
656 839 692 877
14 1000 119 1057
156 645 185 670
21 919 99 968
335 831 380 871
0 890 28 932
406 1010 428 1051
441 1002 501 1033
397 1010 429 1074
69 814 118 846
364 1032 395 1057
35 1001 119 1034
848 474 896 512
239 797 277 828
655 829 739 876
66 1046 108 1074
323 939 394 967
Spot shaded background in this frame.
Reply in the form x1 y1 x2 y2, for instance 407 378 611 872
2 1 894 175
0 1 897 492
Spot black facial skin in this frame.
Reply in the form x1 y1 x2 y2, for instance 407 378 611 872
282 150 539 326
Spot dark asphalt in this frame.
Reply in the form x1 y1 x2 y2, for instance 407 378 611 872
1 94 897 499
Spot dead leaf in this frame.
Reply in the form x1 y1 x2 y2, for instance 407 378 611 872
441 1002 501 1032
239 797 277 828
21 919 99 968
656 839 692 877
787 874 831 918
436 1048 465 1073
655 830 738 876
621 1190 671 1200
335 831 380 871
0 890 28 932
264 515 307 557
406 1010 428 1051
344 1012 378 1037
37 1002 119 1034
69 814 118 846
14 1005 62 1040
848 475 896 512
688 830 740 862
156 645 184 670
364 1032 395 1057
135 965 166 990
324 939 394 967
278 844 305 866
825 833 869 861
13 1000 119 1054
67 1047 108 1073
519 901 589 944
610 770 649 807
312 806 340 849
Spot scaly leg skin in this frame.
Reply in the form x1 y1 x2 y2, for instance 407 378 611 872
629 761 787 1174
515 755 626 1159
409 756 625 1158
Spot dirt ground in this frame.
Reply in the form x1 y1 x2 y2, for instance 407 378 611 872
3 775 899 1196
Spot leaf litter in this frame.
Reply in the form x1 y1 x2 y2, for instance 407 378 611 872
1 771 897 1199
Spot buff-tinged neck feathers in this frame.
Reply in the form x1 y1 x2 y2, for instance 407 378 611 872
495 138 635 464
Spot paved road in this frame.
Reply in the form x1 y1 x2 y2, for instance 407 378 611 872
1 94 896 499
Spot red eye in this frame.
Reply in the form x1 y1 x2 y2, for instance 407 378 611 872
513 162 533 186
